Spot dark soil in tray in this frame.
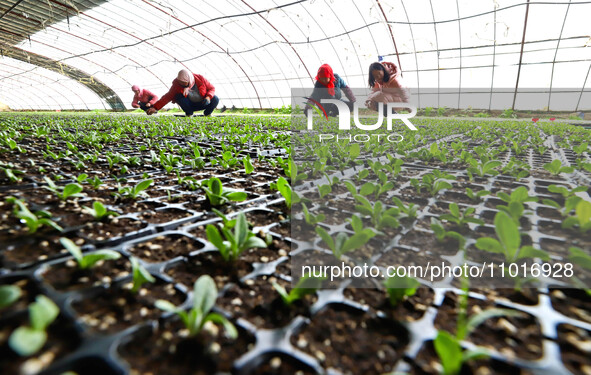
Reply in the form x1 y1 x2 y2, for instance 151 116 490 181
375 247 450 283
0 277 40 320
41 255 131 292
343 285 434 321
245 353 317 375
0 234 78 269
218 276 315 329
127 234 204 263
118 319 255 375
398 229 461 256
549 288 591 324
434 292 544 360
138 208 194 224
72 281 184 334
290 304 409 374
77 217 148 242
556 323 591 375
164 252 254 290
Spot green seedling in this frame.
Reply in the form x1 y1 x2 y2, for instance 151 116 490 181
302 203 325 226
202 177 247 207
569 247 591 295
116 179 153 200
130 257 155 293
434 307 522 375
315 226 372 259
466 158 501 179
475 211 549 263
212 208 237 229
285 159 308 183
562 200 591 233
543 159 574 175
547 184 588 198
348 214 380 237
0 284 22 309
60 238 121 270
82 201 118 221
318 183 331 199
6 197 63 234
243 155 254 174
354 195 399 231
271 177 293 209
155 275 237 339
411 171 454 196
272 274 326 306
206 212 267 262
543 196 582 217
465 187 490 202
9 295 59 356
88 176 103 189
439 203 484 227
0 163 23 182
43 177 84 200
501 158 530 180
391 197 419 221
384 275 420 306
573 142 588 156
431 218 465 249
76 174 88 183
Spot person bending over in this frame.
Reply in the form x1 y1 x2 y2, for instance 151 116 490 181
131 85 159 112
365 61 409 113
305 64 356 117
147 69 219 117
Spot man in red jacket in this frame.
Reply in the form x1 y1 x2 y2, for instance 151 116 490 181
146 69 219 117
131 85 159 112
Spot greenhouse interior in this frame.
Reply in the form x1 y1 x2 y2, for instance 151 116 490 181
1 0 590 374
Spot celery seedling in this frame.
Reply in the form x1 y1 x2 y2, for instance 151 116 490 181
562 200 591 233
0 284 22 308
315 226 372 259
82 201 118 221
272 274 326 306
9 295 59 356
130 257 155 293
115 179 153 200
439 203 484 227
6 197 63 234
201 177 247 207
475 211 549 263
543 159 574 175
155 275 237 338
206 212 267 262
60 238 121 270
384 275 420 306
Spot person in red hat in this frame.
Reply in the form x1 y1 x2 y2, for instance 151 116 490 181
146 69 219 117
131 85 159 112
304 64 356 117
365 61 409 113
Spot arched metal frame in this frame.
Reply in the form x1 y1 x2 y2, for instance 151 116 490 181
0 0 589 112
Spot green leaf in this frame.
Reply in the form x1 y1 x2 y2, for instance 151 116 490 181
93 201 107 218
576 200 591 225
29 295 59 331
204 312 238 339
494 211 520 259
348 143 360 159
449 203 460 218
360 182 375 196
210 178 222 196
341 232 370 254
60 237 83 265
434 330 463 375
193 275 217 316
226 191 247 202
475 237 504 254
135 179 153 193
569 247 591 270
154 299 178 313
9 327 47 356
79 250 121 269
131 256 156 293
517 246 550 261
315 226 334 252
207 224 227 258
0 285 22 308
234 212 248 248
243 156 254 174
62 183 83 199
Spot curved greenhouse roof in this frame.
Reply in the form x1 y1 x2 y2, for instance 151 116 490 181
0 0 589 111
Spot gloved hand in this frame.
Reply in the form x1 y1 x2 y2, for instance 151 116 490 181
146 108 157 115
203 97 211 106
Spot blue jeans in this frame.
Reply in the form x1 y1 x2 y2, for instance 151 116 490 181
174 94 219 116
